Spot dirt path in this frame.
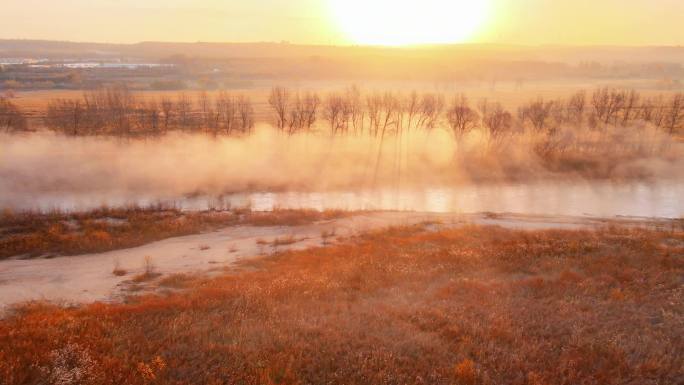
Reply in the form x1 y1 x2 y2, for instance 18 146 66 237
0 211 662 311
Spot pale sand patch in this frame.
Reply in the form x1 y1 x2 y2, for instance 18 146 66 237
0 211 658 311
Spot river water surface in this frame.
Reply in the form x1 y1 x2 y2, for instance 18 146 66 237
3 181 682 219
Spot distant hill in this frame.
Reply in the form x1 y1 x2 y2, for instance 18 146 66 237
1 39 683 64
1 40 682 88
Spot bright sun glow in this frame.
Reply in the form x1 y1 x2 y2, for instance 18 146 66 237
329 0 490 46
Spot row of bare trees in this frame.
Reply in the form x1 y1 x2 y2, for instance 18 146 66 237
589 88 683 133
268 87 320 135
516 89 684 135
0 97 27 131
268 87 446 137
268 87 684 139
45 87 255 136
19 85 684 138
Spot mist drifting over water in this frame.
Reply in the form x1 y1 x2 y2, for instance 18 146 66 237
1 126 682 217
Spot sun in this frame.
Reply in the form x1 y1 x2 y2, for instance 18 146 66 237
328 0 490 46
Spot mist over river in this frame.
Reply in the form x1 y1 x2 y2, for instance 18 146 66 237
1 131 683 218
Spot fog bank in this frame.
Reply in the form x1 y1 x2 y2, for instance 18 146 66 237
1 125 682 212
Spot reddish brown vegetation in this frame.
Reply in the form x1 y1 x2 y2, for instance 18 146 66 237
0 207 347 259
0 96 27 131
1 225 682 384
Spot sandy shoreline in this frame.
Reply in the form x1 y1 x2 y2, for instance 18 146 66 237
0 211 672 312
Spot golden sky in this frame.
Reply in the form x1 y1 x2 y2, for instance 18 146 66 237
3 0 683 46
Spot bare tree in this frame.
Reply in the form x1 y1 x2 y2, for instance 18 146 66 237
346 86 365 134
288 92 321 134
366 93 383 136
160 97 174 131
519 97 555 132
176 93 192 129
301 92 321 131
237 95 255 133
82 89 105 130
405 91 420 130
379 92 400 135
324 93 346 135
46 99 82 135
0 97 28 131
620 90 640 125
591 88 627 127
143 99 160 134
197 91 215 131
415 93 444 129
105 85 136 134
268 87 290 131
479 99 512 139
652 96 669 128
446 95 479 138
566 91 586 126
215 92 235 133
664 93 684 134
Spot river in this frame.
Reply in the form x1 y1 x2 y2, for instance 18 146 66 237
3 181 682 218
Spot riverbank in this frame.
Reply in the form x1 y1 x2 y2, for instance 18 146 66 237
1 210 679 310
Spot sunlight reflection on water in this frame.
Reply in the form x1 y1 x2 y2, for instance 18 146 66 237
4 181 682 219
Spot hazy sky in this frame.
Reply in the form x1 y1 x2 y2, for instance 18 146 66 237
2 0 683 45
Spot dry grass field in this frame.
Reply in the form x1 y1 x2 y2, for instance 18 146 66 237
0 207 346 260
1 223 682 384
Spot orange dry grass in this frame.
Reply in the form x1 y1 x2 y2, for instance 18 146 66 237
0 208 346 259
0 206 228 259
0 225 682 384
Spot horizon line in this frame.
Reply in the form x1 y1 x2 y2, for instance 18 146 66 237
1 38 683 50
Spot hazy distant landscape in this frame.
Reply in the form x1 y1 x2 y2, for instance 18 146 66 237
2 45 683 213
2 40 684 91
